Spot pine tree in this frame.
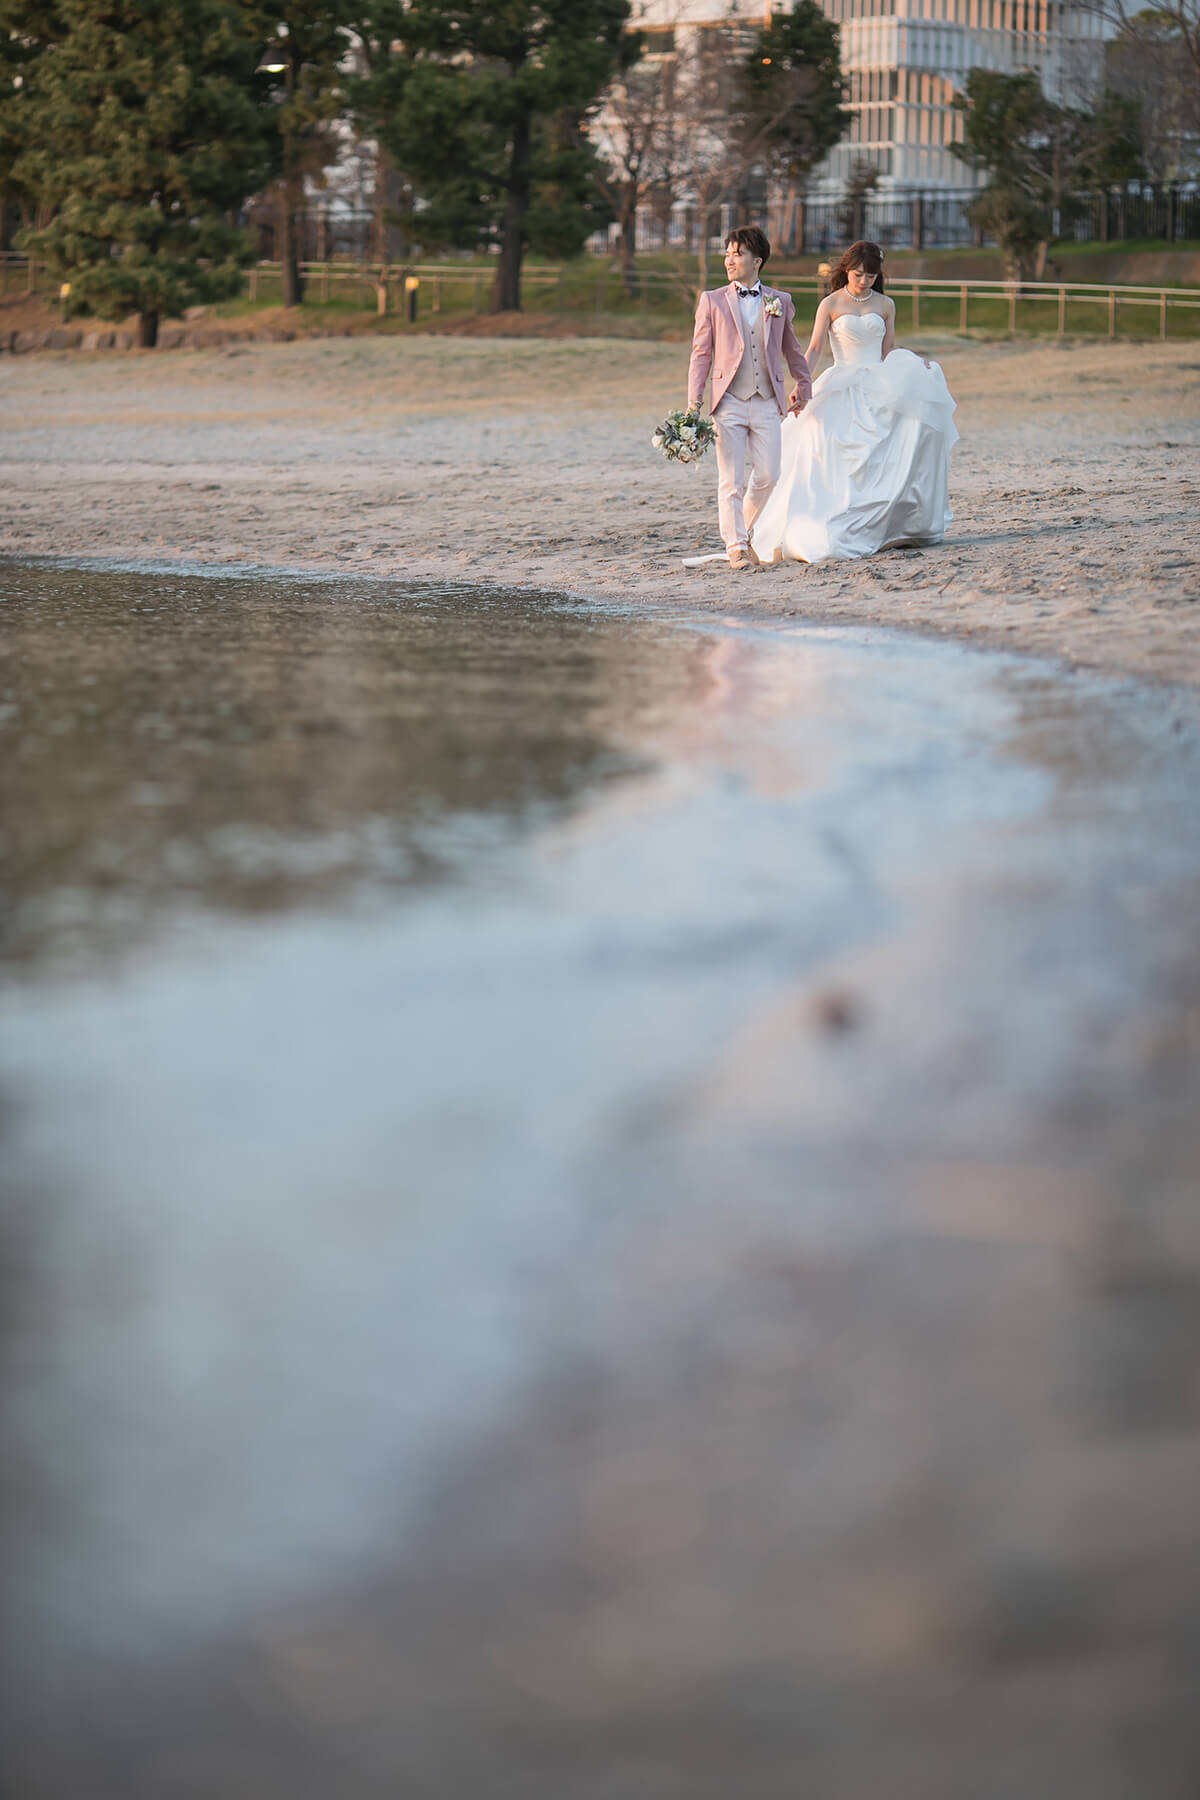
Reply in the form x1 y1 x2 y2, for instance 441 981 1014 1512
0 2 61 234
15 0 273 345
354 0 630 313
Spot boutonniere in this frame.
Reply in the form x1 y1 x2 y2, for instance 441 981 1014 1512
763 296 783 318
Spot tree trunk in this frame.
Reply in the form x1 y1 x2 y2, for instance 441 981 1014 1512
695 201 714 297
620 199 639 299
1002 243 1035 284
374 142 389 263
783 176 799 254
492 104 532 313
280 155 305 308
138 310 159 348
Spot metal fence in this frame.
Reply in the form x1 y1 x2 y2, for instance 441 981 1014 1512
797 192 981 253
600 182 1200 257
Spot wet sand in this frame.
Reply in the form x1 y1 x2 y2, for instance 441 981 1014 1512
3 561 1200 1799
2 332 1198 685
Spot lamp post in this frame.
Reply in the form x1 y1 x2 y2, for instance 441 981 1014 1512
258 36 304 307
405 275 419 323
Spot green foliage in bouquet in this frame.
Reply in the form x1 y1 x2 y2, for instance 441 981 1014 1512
652 407 716 464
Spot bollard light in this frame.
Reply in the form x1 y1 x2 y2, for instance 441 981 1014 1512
405 274 419 323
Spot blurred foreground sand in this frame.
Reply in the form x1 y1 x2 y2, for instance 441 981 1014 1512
2 331 1198 685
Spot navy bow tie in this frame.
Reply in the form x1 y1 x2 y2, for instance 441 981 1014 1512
736 284 762 298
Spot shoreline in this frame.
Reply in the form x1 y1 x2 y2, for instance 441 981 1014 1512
2 332 1198 689
8 546 1200 706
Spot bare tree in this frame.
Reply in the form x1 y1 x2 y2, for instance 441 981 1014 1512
837 158 880 244
590 33 668 296
1092 0 1200 85
1095 1 1200 180
652 22 834 296
604 9 847 298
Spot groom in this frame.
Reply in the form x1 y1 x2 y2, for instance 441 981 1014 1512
687 226 811 573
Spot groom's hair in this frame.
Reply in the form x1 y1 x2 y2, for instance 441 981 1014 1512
725 225 770 269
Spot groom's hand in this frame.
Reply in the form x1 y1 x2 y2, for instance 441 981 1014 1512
788 387 807 414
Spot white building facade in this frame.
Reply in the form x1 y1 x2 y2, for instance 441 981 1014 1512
628 0 1110 200
818 0 1109 193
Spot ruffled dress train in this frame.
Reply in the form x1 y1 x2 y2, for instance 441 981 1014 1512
751 312 959 565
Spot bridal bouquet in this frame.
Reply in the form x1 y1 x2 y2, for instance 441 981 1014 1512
652 407 716 464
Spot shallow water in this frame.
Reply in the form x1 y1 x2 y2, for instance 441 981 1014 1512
3 559 1200 1797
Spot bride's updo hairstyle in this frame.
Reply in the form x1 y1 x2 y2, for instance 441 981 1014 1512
830 240 886 293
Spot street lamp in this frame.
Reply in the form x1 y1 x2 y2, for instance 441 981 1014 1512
256 36 304 304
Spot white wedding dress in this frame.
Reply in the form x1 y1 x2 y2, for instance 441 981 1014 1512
750 312 958 565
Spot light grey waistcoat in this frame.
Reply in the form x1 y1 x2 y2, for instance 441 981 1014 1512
727 296 773 402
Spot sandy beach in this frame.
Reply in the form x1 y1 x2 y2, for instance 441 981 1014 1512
5 333 1200 1797
2 330 1198 685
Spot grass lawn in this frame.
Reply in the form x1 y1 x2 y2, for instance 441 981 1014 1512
208 252 1200 343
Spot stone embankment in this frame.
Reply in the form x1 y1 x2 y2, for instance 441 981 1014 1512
1 321 308 354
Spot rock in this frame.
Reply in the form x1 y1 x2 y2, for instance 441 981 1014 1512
46 327 82 349
812 988 863 1034
157 327 184 349
81 330 116 352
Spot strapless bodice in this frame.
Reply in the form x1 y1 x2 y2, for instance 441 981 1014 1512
829 311 886 367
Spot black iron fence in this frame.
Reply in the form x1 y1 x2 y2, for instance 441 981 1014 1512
608 182 1200 257
796 191 981 253
1067 184 1200 243
782 183 1200 254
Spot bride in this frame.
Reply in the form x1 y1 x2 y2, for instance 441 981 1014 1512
750 241 958 566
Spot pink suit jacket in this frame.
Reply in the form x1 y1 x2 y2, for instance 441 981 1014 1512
687 282 812 417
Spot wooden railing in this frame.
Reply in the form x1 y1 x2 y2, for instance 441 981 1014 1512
878 275 1200 340
5 253 1200 341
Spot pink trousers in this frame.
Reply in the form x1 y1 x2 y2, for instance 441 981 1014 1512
712 392 783 551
